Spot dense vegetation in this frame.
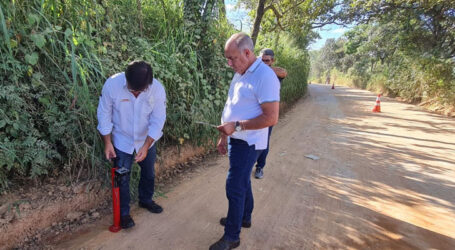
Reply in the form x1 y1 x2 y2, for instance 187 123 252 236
0 0 310 191
310 0 455 108
2 0 452 193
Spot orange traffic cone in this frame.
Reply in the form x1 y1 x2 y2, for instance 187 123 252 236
372 94 381 112
331 83 335 89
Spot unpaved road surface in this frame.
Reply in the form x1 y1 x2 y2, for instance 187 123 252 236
55 84 455 249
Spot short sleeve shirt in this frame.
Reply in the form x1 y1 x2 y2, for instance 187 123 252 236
221 58 280 150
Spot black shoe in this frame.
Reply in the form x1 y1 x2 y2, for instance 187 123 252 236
139 201 163 213
219 217 251 228
120 215 135 229
209 237 240 250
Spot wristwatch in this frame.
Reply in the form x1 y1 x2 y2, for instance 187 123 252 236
235 121 242 132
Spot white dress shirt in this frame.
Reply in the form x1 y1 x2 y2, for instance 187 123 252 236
221 58 280 150
97 72 166 154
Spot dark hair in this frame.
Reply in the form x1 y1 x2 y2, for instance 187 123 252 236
125 61 154 91
260 48 274 58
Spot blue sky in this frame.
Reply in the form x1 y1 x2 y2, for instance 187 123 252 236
225 0 346 51
225 0 252 32
309 24 349 50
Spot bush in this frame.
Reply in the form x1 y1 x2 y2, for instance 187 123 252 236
256 34 309 105
0 0 233 191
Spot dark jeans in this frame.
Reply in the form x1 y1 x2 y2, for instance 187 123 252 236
256 126 273 169
114 145 157 216
224 138 262 241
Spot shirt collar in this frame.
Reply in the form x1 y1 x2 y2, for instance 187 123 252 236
122 76 128 89
245 58 262 74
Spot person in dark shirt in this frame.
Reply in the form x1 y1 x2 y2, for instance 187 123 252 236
260 48 287 82
254 48 287 179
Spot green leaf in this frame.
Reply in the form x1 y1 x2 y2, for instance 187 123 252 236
64 28 72 37
72 36 79 46
10 39 17 48
38 97 50 106
31 34 46 49
27 14 39 26
25 53 39 65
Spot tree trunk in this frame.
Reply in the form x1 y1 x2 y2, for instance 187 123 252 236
202 0 215 21
136 0 143 34
273 30 281 49
183 0 201 25
218 0 226 21
251 0 267 46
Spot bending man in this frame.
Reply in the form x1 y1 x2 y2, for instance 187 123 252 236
97 61 166 229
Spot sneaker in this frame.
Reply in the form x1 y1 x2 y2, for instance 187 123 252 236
254 168 263 179
139 201 163 213
209 237 240 250
219 217 251 228
120 215 135 229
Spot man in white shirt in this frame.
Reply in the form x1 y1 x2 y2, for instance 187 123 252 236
97 61 166 229
209 33 280 250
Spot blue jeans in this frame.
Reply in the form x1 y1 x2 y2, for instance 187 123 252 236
114 145 157 216
256 126 273 169
224 138 262 241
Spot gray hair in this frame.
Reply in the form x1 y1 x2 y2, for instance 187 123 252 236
227 32 254 52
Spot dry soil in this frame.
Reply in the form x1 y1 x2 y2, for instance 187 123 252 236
52 84 455 250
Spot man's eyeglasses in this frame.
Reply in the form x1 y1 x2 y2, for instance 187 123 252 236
262 59 271 63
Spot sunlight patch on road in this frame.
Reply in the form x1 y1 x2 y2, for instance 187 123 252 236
307 175 455 239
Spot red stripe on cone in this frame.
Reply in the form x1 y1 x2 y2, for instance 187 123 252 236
372 94 381 112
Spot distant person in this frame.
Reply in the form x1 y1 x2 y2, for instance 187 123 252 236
260 48 287 82
326 75 330 85
97 60 166 229
210 33 280 250
253 48 288 179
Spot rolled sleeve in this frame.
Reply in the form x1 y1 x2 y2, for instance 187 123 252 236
257 74 280 104
97 83 114 136
147 85 166 141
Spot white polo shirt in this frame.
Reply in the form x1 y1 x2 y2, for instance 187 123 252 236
221 58 280 150
97 72 166 154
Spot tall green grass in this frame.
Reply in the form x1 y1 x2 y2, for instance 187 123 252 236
0 0 309 193
0 0 232 191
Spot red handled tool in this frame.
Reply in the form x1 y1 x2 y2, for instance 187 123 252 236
109 165 130 232
109 166 121 232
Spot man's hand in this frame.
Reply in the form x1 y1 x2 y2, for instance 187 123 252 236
135 145 148 162
272 66 287 79
135 136 155 162
217 135 228 155
217 121 236 136
104 142 116 160
102 134 117 161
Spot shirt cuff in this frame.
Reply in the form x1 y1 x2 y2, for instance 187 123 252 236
97 125 113 136
148 130 162 142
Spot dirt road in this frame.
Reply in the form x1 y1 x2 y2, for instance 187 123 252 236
55 84 455 249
